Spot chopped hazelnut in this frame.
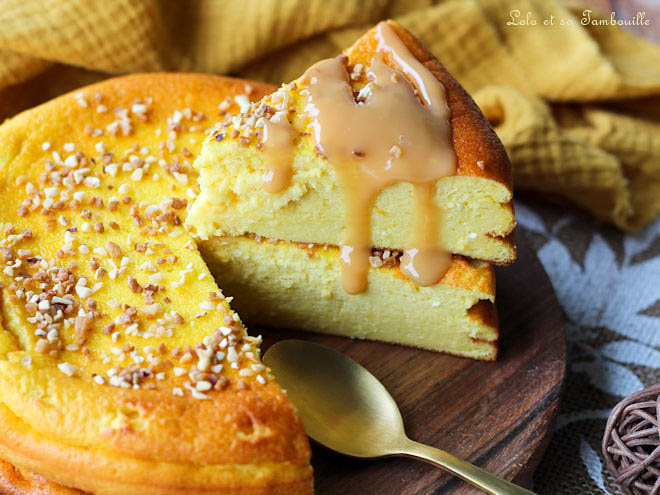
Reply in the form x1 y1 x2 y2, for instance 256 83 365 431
127 276 142 293
106 241 121 258
141 303 162 318
1 248 14 262
74 316 93 343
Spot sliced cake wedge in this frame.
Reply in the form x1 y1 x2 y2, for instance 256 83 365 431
188 21 514 358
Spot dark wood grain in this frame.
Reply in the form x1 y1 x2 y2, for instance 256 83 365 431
259 230 566 494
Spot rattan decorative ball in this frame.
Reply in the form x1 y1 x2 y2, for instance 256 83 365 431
603 385 660 495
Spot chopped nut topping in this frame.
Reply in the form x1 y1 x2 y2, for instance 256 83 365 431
74 316 93 343
141 302 162 318
127 276 142 293
0 89 269 396
58 362 77 376
106 241 121 258
1 247 13 262
368 248 402 268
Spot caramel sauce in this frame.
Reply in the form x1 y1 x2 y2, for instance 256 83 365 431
261 118 297 193
399 183 451 286
258 21 456 294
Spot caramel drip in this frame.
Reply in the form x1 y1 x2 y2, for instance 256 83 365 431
300 21 456 294
339 174 374 294
375 22 446 113
261 118 297 193
400 183 452 286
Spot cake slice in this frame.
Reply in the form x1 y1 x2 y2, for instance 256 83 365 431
0 74 312 495
188 21 512 357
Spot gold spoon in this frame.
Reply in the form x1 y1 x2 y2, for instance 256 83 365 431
263 340 536 495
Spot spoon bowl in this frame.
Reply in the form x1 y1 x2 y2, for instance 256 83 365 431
264 339 536 495
264 339 405 458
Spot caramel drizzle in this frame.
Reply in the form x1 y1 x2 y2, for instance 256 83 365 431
260 21 456 294
374 23 454 289
399 183 451 287
261 117 297 193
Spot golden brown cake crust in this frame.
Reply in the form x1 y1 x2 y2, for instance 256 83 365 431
0 458 83 495
0 73 312 494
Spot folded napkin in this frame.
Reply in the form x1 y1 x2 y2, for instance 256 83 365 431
1 0 659 230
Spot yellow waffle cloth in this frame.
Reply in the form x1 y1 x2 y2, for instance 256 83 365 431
1 0 659 230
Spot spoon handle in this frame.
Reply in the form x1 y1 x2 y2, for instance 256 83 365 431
400 439 537 494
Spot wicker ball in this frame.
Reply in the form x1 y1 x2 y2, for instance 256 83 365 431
603 385 660 495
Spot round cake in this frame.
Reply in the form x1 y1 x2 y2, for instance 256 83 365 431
0 73 312 495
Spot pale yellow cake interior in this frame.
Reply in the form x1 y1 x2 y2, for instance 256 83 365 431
200 236 497 359
189 143 514 262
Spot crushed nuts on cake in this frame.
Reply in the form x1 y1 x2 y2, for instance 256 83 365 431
0 88 269 399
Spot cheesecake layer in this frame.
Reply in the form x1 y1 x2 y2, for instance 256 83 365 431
200 236 498 360
189 145 515 263
188 21 515 265
0 73 312 495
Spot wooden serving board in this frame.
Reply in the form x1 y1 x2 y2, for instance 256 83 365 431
260 231 566 494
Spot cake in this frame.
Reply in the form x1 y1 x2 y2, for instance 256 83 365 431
0 74 312 494
0 20 516 494
187 20 513 356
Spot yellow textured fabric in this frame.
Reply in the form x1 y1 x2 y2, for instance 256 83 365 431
0 0 659 230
